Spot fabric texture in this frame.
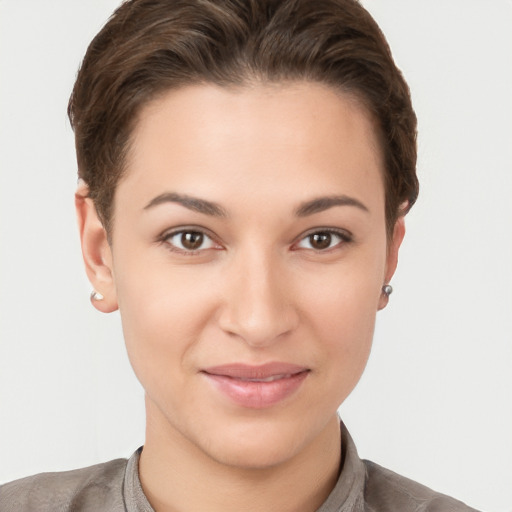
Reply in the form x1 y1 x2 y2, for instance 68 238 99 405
0 423 480 511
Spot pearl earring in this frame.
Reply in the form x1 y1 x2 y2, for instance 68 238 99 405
90 291 104 301
382 284 393 297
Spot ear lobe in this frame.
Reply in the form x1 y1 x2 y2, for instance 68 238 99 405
75 183 118 313
378 216 406 310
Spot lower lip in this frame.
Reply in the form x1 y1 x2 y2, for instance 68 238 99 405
203 371 309 409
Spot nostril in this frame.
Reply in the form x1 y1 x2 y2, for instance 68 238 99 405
217 299 299 346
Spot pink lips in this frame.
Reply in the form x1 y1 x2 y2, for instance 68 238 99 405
201 362 309 409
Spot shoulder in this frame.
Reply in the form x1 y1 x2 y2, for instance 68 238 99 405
0 457 128 512
363 460 480 512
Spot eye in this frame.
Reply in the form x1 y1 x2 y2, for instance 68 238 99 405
163 229 218 253
295 229 351 251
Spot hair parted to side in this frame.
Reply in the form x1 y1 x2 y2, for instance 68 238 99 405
68 0 418 238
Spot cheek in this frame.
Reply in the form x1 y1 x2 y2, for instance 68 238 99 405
299 248 384 331
308 292 376 407
112 253 215 387
308 283 377 356
296 256 384 391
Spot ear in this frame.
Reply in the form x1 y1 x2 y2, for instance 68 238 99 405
378 216 406 310
75 181 118 313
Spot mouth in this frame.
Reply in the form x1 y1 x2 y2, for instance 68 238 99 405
201 362 310 409
234 374 298 382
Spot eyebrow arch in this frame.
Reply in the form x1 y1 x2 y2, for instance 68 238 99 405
295 195 369 217
143 192 228 217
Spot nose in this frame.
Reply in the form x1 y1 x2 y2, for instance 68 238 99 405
217 249 299 347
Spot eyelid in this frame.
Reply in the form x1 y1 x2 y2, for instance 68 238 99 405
292 227 353 251
157 225 223 254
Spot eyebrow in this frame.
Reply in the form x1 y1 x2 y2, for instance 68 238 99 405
295 195 369 216
144 192 368 218
143 192 228 217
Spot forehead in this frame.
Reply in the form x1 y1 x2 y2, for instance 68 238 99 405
118 82 385 215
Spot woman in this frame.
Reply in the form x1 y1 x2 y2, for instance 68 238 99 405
0 0 485 510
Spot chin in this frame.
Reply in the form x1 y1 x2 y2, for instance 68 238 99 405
193 412 330 471
204 429 304 470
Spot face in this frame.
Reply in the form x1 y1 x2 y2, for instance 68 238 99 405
79 82 404 469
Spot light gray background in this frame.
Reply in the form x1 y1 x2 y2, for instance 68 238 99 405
0 1 511 510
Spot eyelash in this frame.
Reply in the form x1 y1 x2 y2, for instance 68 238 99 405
158 227 353 255
292 228 353 252
158 227 221 256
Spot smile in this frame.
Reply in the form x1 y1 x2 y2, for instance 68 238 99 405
201 363 310 409
237 374 295 382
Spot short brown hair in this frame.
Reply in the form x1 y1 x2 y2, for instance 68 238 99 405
68 0 418 238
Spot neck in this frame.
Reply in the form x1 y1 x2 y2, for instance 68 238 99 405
138 400 341 512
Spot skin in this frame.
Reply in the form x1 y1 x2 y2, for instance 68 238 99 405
76 82 405 512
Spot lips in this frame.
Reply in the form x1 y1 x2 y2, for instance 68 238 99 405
201 363 309 409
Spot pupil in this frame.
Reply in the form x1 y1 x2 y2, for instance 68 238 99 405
181 232 203 250
311 233 331 250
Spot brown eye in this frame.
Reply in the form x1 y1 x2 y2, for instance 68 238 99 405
296 230 350 251
181 231 204 250
165 230 216 253
309 232 332 250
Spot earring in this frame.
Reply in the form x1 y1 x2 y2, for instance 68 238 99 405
382 284 393 297
90 290 104 301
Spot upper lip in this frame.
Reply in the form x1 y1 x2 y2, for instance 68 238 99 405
202 362 309 380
